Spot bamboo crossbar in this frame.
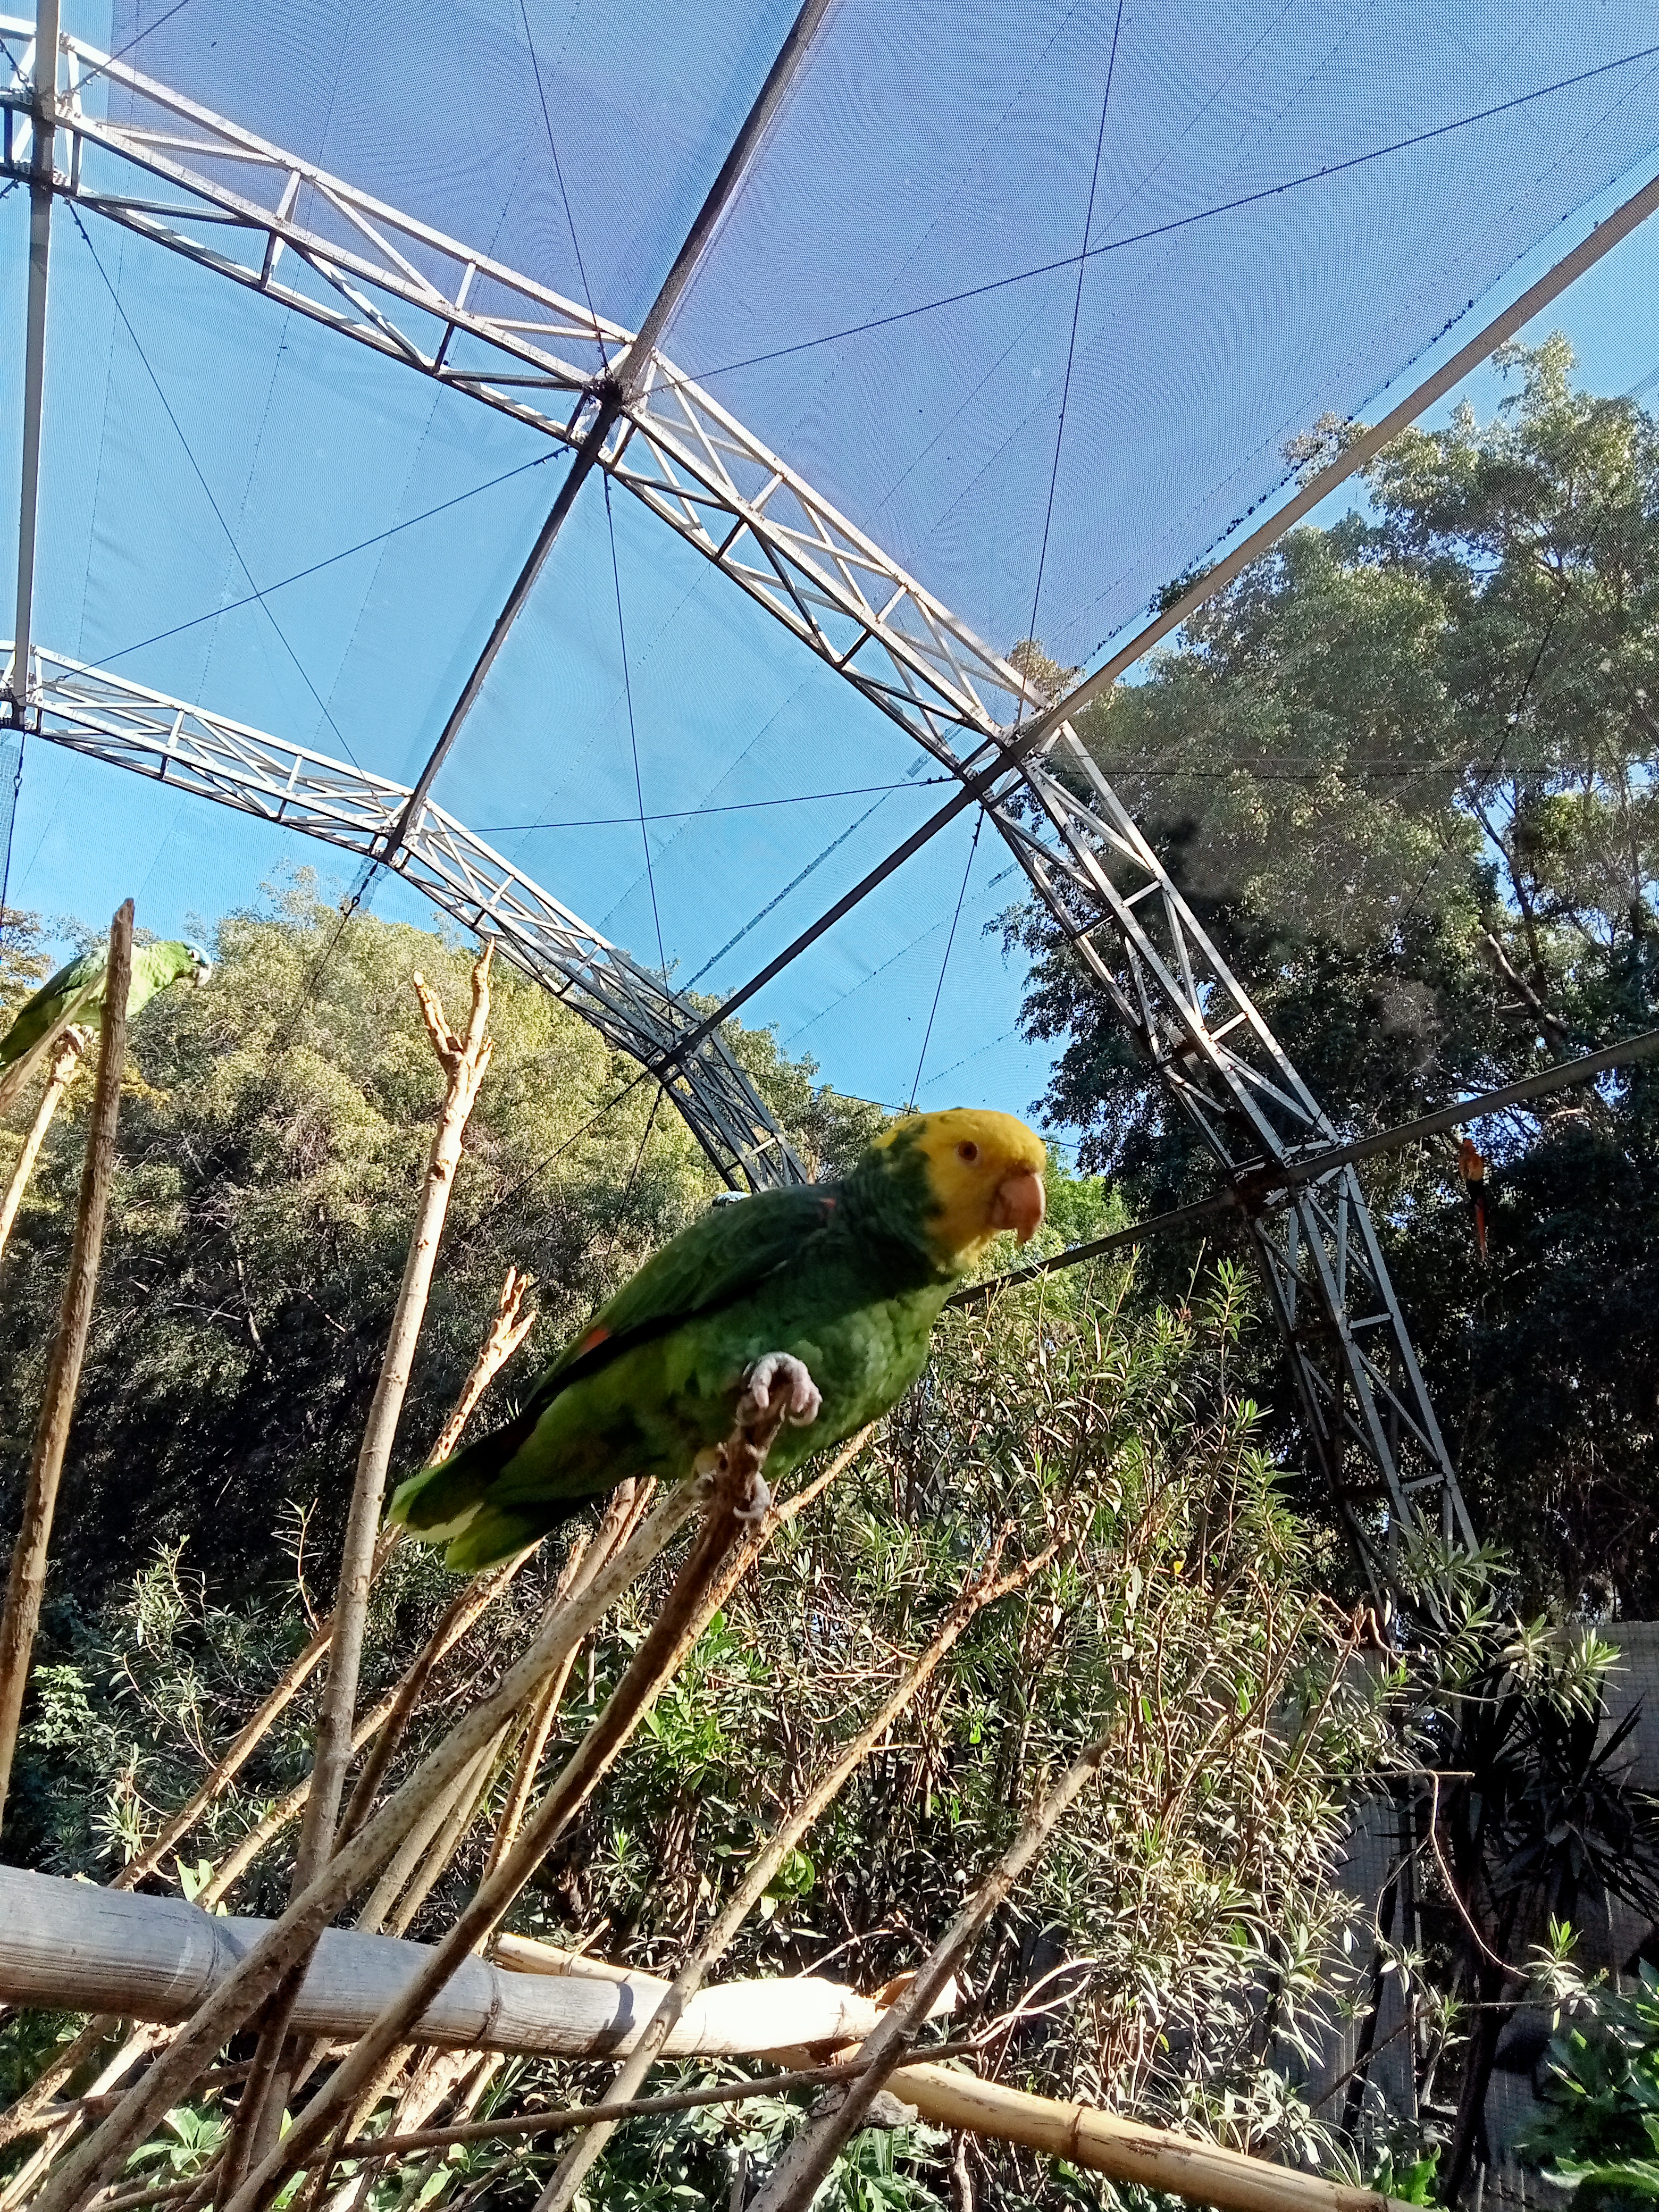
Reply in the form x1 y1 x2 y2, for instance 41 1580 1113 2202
0 1867 884 2058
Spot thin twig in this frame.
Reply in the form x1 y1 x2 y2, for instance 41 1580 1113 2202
745 1738 1108 2212
343 2041 983 2159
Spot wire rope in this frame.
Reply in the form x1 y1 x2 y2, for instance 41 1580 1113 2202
69 207 366 772
480 777 953 834
906 810 984 1111
70 0 197 94
659 39 1659 395
517 0 607 367
85 454 562 674
1021 1 1121 696
601 475 668 985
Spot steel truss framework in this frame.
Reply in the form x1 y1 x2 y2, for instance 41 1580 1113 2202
0 23 1477 1583
2 642 807 1191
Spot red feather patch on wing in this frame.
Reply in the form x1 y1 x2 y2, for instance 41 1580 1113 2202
577 1325 611 1355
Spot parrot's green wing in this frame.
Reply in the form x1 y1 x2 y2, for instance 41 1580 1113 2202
527 1183 840 1415
0 950 104 1069
388 1184 839 1557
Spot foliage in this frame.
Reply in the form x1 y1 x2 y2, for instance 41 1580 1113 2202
1006 339 1659 1609
1520 1963 1659 2211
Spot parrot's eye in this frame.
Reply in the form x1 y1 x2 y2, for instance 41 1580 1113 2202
956 1141 980 1163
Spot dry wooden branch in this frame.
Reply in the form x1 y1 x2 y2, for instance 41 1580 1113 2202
745 1737 1108 2212
295 941 496 1884
0 1024 87 1266
121 1261 532 1893
30 1474 703 2212
425 1262 535 1467
224 946 498 2192
535 1514 1047 2211
220 1395 800 2212
0 901 132 1828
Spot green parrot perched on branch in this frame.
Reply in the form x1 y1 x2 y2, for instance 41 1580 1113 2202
390 1107 1049 1572
0 939 212 1111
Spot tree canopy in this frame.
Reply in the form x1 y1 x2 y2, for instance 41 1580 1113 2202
1010 339 1659 1610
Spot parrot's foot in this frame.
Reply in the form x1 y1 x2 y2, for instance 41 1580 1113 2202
739 1352 822 1429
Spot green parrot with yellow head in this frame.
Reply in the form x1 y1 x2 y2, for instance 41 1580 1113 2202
389 1107 1048 1572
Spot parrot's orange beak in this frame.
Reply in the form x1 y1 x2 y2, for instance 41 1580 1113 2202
988 1168 1045 1244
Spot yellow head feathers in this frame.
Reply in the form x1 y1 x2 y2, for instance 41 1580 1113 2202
873 1107 1048 1270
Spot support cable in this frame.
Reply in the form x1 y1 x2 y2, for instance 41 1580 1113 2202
67 207 365 770
516 0 607 367
602 473 668 985
660 39 1659 394
951 1023 1659 1308
1020 1 1121 699
907 811 983 1110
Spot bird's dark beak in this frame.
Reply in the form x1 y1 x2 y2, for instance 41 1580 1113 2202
989 1168 1045 1244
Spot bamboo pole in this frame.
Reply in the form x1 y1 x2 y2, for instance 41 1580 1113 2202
217 1392 802 2212
223 948 498 2193
0 900 132 1828
29 1472 705 2212
887 2066 1415 2212
0 1023 86 1265
745 1738 1109 2212
535 1516 1052 2211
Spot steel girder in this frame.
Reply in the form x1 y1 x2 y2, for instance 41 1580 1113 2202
0 643 807 1193
0 23 1475 1580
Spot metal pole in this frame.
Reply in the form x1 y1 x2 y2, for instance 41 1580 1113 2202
383 0 835 861
4 0 58 715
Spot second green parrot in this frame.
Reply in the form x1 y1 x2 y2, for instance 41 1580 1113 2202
389 1107 1048 1572
0 938 211 1096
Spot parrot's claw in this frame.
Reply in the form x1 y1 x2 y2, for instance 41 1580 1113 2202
739 1352 822 1429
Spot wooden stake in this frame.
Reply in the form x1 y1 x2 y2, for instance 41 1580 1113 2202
222 948 497 2195
0 901 132 1827
0 1024 87 1266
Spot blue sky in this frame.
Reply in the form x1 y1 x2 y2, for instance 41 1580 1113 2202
5 0 1659 1143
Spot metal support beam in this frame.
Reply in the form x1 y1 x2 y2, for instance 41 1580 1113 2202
4 643 808 1193
3 0 57 711
383 0 835 864
374 389 622 863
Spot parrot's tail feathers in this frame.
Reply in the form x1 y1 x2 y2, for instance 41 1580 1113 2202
387 1410 537 1541
442 1499 584 1576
